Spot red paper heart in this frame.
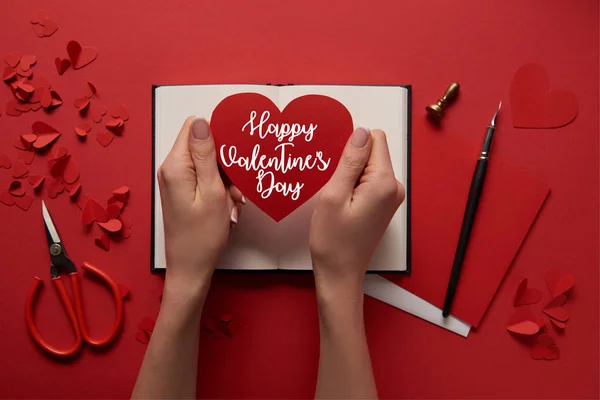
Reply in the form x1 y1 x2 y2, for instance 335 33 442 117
50 146 68 161
32 121 59 134
6 100 22 117
63 157 79 184
135 330 150 344
91 104 107 123
15 194 34 211
98 218 122 233
110 104 130 121
84 81 97 98
550 319 566 329
28 175 45 190
0 153 12 169
210 93 353 222
95 233 110 251
506 320 540 335
74 122 92 138
67 182 81 197
117 284 130 300
54 57 71 75
20 55 37 71
17 150 35 165
513 278 543 306
30 9 48 24
9 181 25 197
530 334 560 360
545 267 575 298
66 40 98 70
30 75 51 90
4 53 21 68
76 193 91 210
542 295 569 322
50 155 70 178
47 177 64 199
138 317 156 332
82 198 109 225
12 160 29 178
106 203 121 219
3 66 16 82
74 97 90 112
0 191 15 206
96 131 114 147
510 63 578 129
40 19 58 37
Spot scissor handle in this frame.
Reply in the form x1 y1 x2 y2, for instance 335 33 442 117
25 276 83 358
73 262 124 347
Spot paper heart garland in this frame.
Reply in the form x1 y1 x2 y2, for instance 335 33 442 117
210 93 353 222
510 63 578 129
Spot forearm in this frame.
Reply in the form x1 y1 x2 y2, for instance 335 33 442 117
132 275 211 399
314 276 377 399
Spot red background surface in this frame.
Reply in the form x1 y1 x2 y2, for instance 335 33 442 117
0 0 598 398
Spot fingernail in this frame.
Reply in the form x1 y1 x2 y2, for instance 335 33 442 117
241 195 247 205
191 117 210 140
230 206 238 224
351 127 369 148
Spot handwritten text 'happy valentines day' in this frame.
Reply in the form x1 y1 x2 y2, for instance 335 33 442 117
219 111 331 200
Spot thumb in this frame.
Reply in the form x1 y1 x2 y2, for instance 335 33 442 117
188 117 221 188
323 128 372 202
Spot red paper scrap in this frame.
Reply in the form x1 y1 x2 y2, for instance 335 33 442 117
82 198 109 225
16 67 33 78
74 122 92 138
545 268 575 298
138 317 156 332
0 153 12 169
0 191 15 206
32 121 59 134
98 218 123 233
96 131 114 147
28 175 45 190
66 40 98 70
514 278 543 306
542 295 569 322
54 58 71 75
49 90 63 107
530 333 560 360
9 181 25 197
40 19 58 37
95 233 110 251
15 194 34 211
12 160 29 178
40 88 52 108
510 63 578 129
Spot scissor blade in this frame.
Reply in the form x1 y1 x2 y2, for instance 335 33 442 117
42 200 61 244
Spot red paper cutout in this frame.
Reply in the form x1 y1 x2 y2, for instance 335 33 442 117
76 193 91 210
30 75 51 89
96 131 114 147
82 198 109 225
542 295 569 322
50 146 68 161
28 175 44 190
84 81 97 98
121 224 132 239
138 317 156 332
112 186 129 202
13 136 28 151
91 104 107 123
9 181 25 197
506 320 540 335
530 334 560 360
47 177 64 199
135 330 150 345
40 19 58 37
117 284 130 300
106 203 121 219
0 153 12 169
67 182 81 197
40 88 52 108
510 63 578 129
12 160 29 178
32 121 59 134
17 150 35 165
74 122 92 138
54 58 71 75
98 218 122 233
49 90 63 107
74 97 90 112
6 100 22 116
0 191 15 206
211 93 353 221
66 40 98 70
4 53 21 68
110 104 130 121
545 268 575 298
3 66 16 82
95 233 110 251
63 157 79 184
15 194 34 211
20 55 37 70
33 133 61 149
550 319 566 329
514 278 543 306
50 155 70 178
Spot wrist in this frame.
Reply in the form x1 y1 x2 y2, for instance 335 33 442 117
163 265 213 316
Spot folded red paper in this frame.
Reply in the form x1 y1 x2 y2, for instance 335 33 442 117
383 133 549 328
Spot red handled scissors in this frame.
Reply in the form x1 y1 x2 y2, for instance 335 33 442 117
25 200 124 358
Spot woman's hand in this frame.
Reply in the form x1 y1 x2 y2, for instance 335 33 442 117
310 127 405 295
158 117 244 302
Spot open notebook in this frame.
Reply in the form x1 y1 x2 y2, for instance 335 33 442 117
152 84 411 272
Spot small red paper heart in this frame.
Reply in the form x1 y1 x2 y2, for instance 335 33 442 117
0 191 15 206
67 182 81 197
20 55 37 71
76 193 91 210
14 102 33 113
98 218 122 233
4 53 21 68
530 334 559 360
54 57 71 75
12 160 29 178
82 198 109 225
84 81 97 98
50 146 68 161
121 224 132 239
32 121 59 135
41 19 58 37
49 90 63 107
211 93 353 221
74 97 90 112
66 40 98 70
17 150 35 165
106 203 121 219
33 24 46 38
6 100 22 117
542 295 569 322
13 136 28 151
91 104 107 123
30 75 51 90
112 186 129 199
33 133 61 150
110 104 130 121
117 284 130 300
506 320 540 335
0 153 12 169
510 63 578 129
3 66 16 82
9 181 25 197
21 134 37 146
135 330 150 344
30 103 42 111
514 278 543 306
550 319 566 329
16 67 33 78
63 157 79 184
40 88 52 108
47 177 64 199
545 267 575 298
138 317 156 332
28 175 45 190
15 194 34 211
96 131 114 147
95 233 110 251
74 122 92 138
30 9 48 24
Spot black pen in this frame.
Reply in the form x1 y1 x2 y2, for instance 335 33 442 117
442 101 502 318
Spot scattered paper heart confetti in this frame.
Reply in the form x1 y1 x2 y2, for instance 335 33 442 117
67 182 81 197
15 194 34 211
112 186 129 201
9 181 25 197
63 157 79 184
91 104 107 123
514 278 543 306
82 198 109 225
98 218 122 233
47 177 64 199
117 284 130 300
4 53 21 68
76 193 91 210
0 191 15 206
138 317 156 332
550 319 566 329
20 55 37 70
106 203 121 219
135 330 150 345
542 295 569 322
6 100 22 116
95 233 110 251
12 160 29 178
110 104 130 121
66 40 98 70
17 150 36 165
530 333 560 360
506 320 540 335
31 9 48 24
74 97 90 112
28 175 44 190
510 63 578 129
0 153 12 169
83 81 97 98
545 268 575 298
54 57 71 75
96 131 114 147
74 122 92 138
3 66 16 82
32 121 59 134
50 145 68 161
